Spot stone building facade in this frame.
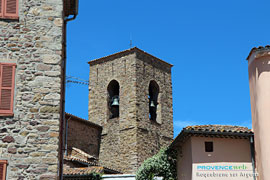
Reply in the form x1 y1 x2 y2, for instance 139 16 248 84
88 47 174 173
0 0 76 179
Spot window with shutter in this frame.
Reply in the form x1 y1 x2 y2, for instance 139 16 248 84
0 63 16 116
0 0 18 19
0 160 7 180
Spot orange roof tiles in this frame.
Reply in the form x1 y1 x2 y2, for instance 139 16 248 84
88 47 173 67
171 125 253 148
247 45 270 60
64 166 104 175
184 125 252 133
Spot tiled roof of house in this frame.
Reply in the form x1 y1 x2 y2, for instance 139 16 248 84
247 45 270 60
64 166 104 175
71 147 97 161
184 125 252 133
64 155 97 166
64 147 98 166
171 125 253 148
88 47 173 67
64 147 121 175
63 157 121 174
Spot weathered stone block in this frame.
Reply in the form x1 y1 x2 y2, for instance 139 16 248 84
37 126 50 132
37 64 52 71
42 145 59 151
40 106 59 113
42 54 61 65
30 108 39 113
39 174 57 180
53 18 63 27
41 158 58 164
2 136 15 143
44 93 60 100
20 131 29 137
30 152 46 157
8 147 17 154
49 132 59 137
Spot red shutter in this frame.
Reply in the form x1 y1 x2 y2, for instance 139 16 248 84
0 163 3 180
0 0 3 17
0 63 16 115
0 160 7 180
3 0 18 19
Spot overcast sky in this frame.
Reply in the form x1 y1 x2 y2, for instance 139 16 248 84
65 0 269 137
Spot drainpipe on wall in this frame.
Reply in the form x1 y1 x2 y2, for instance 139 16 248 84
58 19 67 180
59 6 78 180
65 116 72 155
65 14 77 22
250 135 256 180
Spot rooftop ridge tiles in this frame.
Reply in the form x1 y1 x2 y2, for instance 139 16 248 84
88 47 173 67
64 155 122 174
247 45 270 60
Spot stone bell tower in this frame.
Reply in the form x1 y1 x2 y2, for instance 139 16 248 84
88 47 174 173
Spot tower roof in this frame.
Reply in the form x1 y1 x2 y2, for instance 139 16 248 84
88 47 173 67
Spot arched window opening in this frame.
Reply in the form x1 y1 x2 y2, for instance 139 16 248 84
148 80 159 121
107 80 120 119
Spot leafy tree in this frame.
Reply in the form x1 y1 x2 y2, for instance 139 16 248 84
136 147 177 180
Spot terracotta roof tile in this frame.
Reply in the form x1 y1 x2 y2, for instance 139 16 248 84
64 166 104 175
184 125 252 134
88 47 173 67
64 155 98 166
247 45 270 60
71 147 97 160
64 155 121 174
64 149 121 174
171 125 253 148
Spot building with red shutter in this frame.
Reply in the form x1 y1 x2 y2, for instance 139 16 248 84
0 0 78 179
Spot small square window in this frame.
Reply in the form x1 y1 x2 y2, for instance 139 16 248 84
205 142 213 152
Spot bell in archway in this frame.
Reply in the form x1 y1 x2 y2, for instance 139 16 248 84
150 100 155 108
111 96 119 106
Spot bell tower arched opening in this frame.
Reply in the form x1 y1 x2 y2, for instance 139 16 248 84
148 80 159 121
107 80 120 119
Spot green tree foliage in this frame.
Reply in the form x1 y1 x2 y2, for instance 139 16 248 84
90 173 102 180
63 173 102 180
136 147 177 180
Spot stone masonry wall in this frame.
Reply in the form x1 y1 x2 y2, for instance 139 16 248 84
135 55 173 166
67 115 101 158
88 49 173 173
0 0 64 179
